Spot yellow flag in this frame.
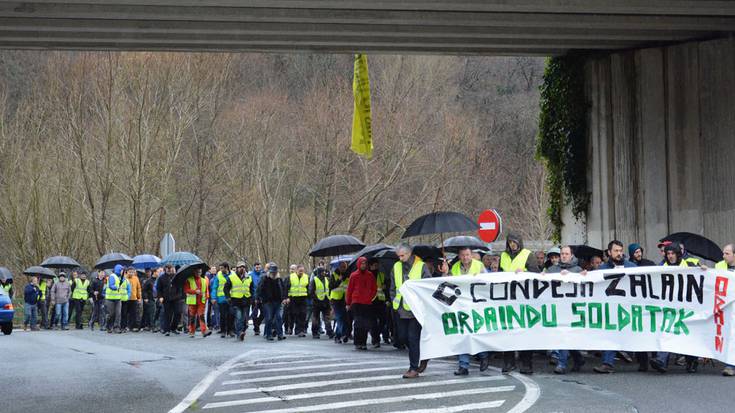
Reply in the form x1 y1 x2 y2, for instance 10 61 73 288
351 54 373 158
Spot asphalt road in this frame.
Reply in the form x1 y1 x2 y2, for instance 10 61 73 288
4 329 734 413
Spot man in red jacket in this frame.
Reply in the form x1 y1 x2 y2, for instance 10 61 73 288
346 257 377 350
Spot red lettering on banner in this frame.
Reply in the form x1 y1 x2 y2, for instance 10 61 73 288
714 276 729 353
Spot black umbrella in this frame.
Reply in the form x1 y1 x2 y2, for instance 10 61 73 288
40 256 81 269
401 211 479 239
661 232 722 262
94 252 133 270
374 249 398 260
173 261 209 286
23 266 56 279
309 235 366 257
413 244 443 261
348 244 394 268
439 236 489 254
570 245 604 261
0 267 12 283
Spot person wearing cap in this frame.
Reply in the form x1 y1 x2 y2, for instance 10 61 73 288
257 263 286 341
184 267 213 338
649 242 704 374
49 272 71 330
543 247 561 271
70 271 90 329
309 265 334 339
211 262 236 338
628 243 656 267
230 261 254 341
390 243 432 379
283 264 310 337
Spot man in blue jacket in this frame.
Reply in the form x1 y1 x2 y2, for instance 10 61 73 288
249 262 264 335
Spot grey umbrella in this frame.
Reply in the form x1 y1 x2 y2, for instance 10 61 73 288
439 236 489 254
40 256 81 269
0 267 12 283
309 235 366 257
94 252 133 270
23 266 56 279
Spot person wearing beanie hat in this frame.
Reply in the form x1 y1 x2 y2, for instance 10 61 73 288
628 243 656 267
256 262 286 341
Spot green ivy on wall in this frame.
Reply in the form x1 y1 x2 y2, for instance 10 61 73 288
536 55 590 242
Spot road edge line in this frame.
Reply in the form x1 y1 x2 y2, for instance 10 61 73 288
506 371 541 413
168 349 258 413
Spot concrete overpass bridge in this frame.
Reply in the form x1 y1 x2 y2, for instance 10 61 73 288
1 1 735 254
0 1 734 54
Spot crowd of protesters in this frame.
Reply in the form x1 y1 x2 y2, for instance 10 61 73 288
6 232 735 379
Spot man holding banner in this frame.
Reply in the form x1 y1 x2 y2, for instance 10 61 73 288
398 237 735 379
717 244 735 377
451 247 491 376
389 243 432 379
499 233 540 374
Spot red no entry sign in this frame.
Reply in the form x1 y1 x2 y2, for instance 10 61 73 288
478 209 502 243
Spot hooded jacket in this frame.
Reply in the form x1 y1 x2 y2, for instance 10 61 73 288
502 232 541 273
346 257 377 306
628 243 656 267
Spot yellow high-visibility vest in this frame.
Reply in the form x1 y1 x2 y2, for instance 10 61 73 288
105 275 120 301
229 273 252 299
289 273 309 297
374 272 386 301
664 260 689 267
72 279 89 300
313 277 329 300
392 258 424 311
500 249 532 272
329 274 348 300
716 261 732 270
119 278 130 302
186 276 209 305
451 259 485 276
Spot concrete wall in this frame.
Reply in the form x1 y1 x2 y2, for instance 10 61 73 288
562 37 735 259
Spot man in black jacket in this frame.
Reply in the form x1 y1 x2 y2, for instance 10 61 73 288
257 263 286 341
158 264 183 336
88 271 107 331
141 269 157 331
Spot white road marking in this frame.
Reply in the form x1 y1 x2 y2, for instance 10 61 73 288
506 371 541 413
222 366 411 385
167 350 257 413
232 358 341 368
215 371 454 396
204 378 511 409
229 360 393 375
386 400 506 413
243 388 513 413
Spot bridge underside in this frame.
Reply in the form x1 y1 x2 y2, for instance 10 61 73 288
0 1 734 55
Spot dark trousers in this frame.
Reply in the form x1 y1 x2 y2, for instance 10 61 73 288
141 300 156 329
154 302 163 330
250 301 264 333
121 301 130 330
89 299 105 330
162 300 181 333
344 307 353 339
127 301 139 330
398 317 422 371
311 301 333 337
218 302 233 336
38 301 48 329
504 351 533 368
289 297 308 335
72 299 86 328
283 303 293 334
352 303 374 346
263 301 284 338
231 298 251 335
370 301 389 344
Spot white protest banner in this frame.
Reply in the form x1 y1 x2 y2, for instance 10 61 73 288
399 267 735 364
